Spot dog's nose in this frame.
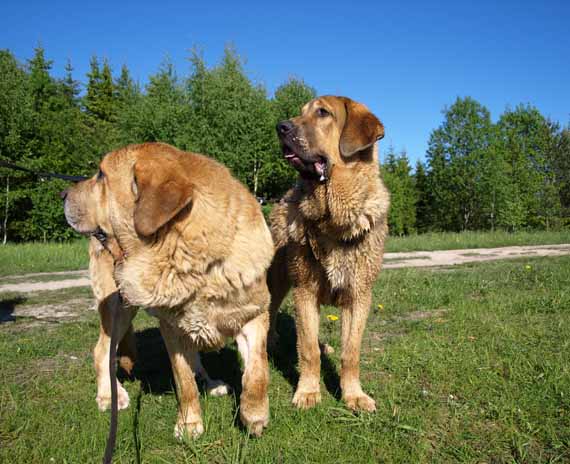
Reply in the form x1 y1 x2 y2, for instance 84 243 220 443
60 188 69 201
276 120 295 135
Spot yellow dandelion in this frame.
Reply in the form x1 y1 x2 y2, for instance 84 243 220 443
525 265 532 271
326 314 339 322
377 304 384 311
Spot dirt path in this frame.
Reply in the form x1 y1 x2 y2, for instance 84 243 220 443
1 244 569 294
383 243 570 268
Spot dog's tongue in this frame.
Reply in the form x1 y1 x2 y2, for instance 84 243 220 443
315 160 326 181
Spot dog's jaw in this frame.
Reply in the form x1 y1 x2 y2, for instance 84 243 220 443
282 143 330 182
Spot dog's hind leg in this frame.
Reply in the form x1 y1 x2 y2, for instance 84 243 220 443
117 322 137 375
94 292 137 412
192 353 231 397
267 246 291 351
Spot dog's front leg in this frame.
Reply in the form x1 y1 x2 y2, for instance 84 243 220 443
339 291 376 412
292 287 322 409
236 311 270 436
159 320 204 440
94 292 137 412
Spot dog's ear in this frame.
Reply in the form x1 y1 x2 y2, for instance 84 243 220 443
133 156 194 237
339 98 384 157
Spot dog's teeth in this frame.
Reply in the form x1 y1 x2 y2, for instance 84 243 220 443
320 175 325 181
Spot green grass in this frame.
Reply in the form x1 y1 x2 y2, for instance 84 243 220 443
0 240 89 277
385 229 570 253
2 256 569 463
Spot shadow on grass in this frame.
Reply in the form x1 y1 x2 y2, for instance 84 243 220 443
269 312 341 401
121 327 242 398
0 296 27 324
122 312 341 435
124 326 245 433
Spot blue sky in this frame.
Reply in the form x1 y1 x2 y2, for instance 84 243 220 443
2 0 569 163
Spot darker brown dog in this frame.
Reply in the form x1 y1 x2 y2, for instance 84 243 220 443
268 96 390 412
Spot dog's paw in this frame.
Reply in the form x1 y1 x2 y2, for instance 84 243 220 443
118 354 136 375
320 342 335 355
96 382 130 412
344 392 376 412
292 389 321 409
240 405 269 437
206 379 231 397
243 417 269 437
174 420 204 441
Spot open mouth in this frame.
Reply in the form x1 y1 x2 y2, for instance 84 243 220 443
282 145 329 182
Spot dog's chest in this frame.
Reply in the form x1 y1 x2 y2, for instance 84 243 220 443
146 304 226 350
306 229 360 290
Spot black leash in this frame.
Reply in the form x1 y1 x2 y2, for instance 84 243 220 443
2 158 120 462
0 160 121 464
0 159 88 182
102 293 119 464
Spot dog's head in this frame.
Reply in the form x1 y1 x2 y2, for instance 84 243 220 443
276 96 384 182
63 143 194 247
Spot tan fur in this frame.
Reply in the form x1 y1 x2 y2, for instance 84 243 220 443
64 142 273 437
269 96 389 412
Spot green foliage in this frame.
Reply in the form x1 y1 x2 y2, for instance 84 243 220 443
0 45 568 242
413 161 429 232
425 97 497 231
382 147 417 235
496 105 562 229
422 98 567 232
0 46 318 241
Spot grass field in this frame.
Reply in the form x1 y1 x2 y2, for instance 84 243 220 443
1 230 569 278
1 256 569 463
385 229 570 253
0 239 88 277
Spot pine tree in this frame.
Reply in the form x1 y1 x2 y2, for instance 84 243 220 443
115 64 138 104
99 60 116 121
62 59 80 105
414 160 430 232
84 56 117 121
27 44 55 112
382 147 417 235
85 56 102 117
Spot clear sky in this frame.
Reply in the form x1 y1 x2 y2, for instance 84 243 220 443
2 0 569 163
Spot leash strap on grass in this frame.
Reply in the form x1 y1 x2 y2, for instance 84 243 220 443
0 159 88 182
102 295 119 464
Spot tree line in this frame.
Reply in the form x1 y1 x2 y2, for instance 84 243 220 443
0 45 568 242
383 97 569 235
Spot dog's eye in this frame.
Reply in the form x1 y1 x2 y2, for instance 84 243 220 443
316 108 330 118
97 169 105 181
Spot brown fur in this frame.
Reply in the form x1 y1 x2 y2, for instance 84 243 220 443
268 96 389 411
64 142 273 437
